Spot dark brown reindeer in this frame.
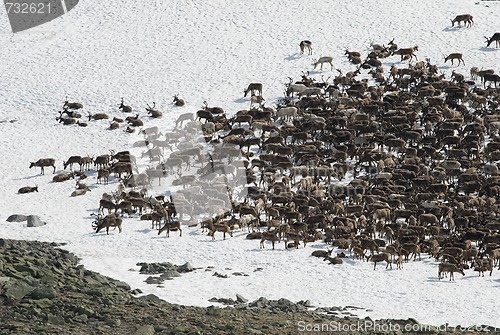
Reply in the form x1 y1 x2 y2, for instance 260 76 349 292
92 213 122 235
158 219 182 237
444 53 465 66
485 33 500 48
29 158 56 174
244 83 263 97
63 100 83 110
18 185 38 194
482 73 500 88
63 155 83 170
451 14 473 28
392 46 418 62
88 113 109 121
119 98 133 113
146 102 163 118
173 95 185 106
299 40 312 55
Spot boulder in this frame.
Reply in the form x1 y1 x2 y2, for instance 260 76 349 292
27 215 46 227
6 214 28 222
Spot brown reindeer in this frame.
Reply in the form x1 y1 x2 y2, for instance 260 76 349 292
244 83 263 97
368 252 392 270
260 230 280 249
173 95 185 106
299 40 312 55
29 158 56 175
485 33 500 48
158 220 182 237
451 14 473 28
444 53 465 66
392 46 418 62
92 214 122 235
438 262 465 281
119 98 132 113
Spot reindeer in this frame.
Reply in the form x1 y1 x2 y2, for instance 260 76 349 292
444 53 465 66
451 14 473 28
482 73 500 88
175 112 195 129
158 220 182 237
244 83 263 97
146 102 163 118
485 33 500 48
387 38 398 52
173 95 185 106
63 155 82 171
119 98 133 113
260 230 280 249
345 49 361 61
299 40 312 55
63 100 83 110
88 113 109 121
29 158 56 174
202 101 225 115
18 185 38 194
207 223 233 240
392 46 418 62
313 56 334 70
438 262 465 281
56 116 76 125
368 252 392 270
250 94 265 108
61 108 81 119
92 213 122 235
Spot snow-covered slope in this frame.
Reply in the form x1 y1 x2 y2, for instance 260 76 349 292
0 0 499 328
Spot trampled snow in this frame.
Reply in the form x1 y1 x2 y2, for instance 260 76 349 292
0 0 499 329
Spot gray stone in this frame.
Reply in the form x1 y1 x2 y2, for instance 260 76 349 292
145 276 162 285
30 286 57 300
6 214 28 222
212 272 228 278
47 314 65 325
73 314 88 323
160 269 181 278
114 280 131 291
4 279 35 300
75 305 94 317
236 294 248 303
134 325 155 335
27 215 46 227
177 262 193 273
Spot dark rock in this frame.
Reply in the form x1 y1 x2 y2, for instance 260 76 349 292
206 306 222 316
6 214 28 222
134 325 155 335
3 279 35 300
145 276 163 285
26 215 46 227
213 272 228 278
30 286 57 300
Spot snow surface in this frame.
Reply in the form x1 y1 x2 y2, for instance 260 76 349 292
0 0 499 329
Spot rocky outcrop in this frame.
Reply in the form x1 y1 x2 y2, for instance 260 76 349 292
0 239 491 335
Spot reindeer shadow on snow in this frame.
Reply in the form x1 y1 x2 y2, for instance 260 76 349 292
478 46 499 53
285 53 303 62
233 97 247 104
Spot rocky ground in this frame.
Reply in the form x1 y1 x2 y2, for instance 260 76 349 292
0 238 495 335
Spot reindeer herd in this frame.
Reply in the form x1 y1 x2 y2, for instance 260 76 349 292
19 14 500 281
